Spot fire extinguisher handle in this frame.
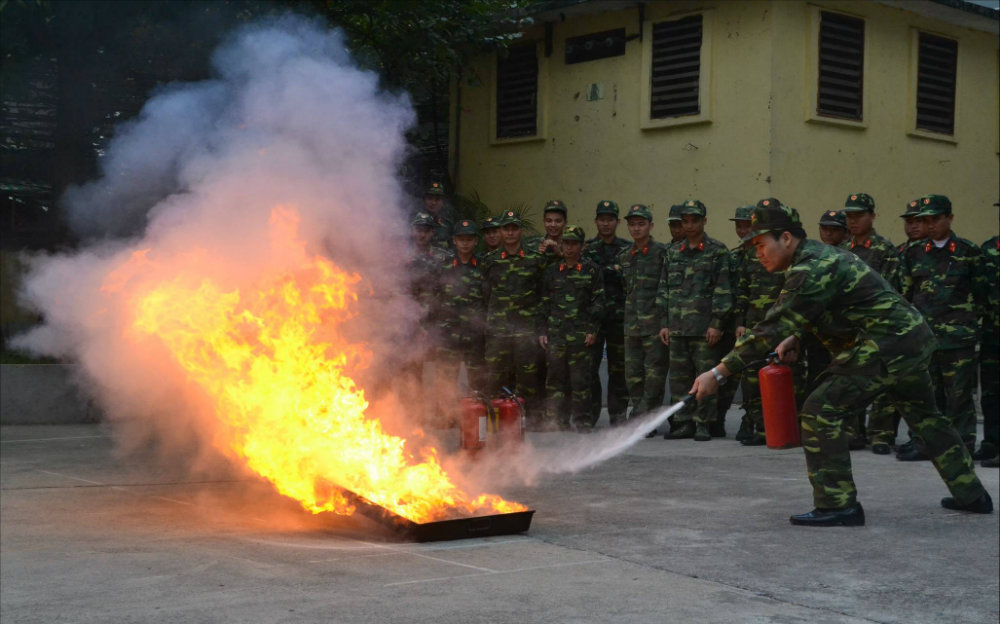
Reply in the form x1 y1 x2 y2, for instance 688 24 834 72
682 394 696 405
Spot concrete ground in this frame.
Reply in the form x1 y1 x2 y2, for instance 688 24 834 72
2 410 997 624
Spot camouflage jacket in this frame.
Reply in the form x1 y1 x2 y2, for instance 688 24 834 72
618 238 668 337
438 256 486 349
734 244 785 328
413 206 456 250
722 239 936 376
540 258 606 344
656 235 733 336
524 234 564 268
846 229 899 289
481 245 547 336
981 235 999 347
583 236 631 322
899 233 986 349
407 246 452 323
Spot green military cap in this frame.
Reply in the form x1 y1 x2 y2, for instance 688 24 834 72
595 199 619 216
843 192 875 213
900 198 922 218
562 224 586 241
480 215 501 230
497 209 522 227
425 182 445 196
818 209 847 229
625 203 653 221
742 198 801 242
453 219 478 236
544 199 567 215
411 212 436 227
730 205 754 221
679 199 707 217
915 194 952 217
667 204 684 222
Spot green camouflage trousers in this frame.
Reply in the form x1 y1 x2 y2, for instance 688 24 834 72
801 357 985 509
546 342 593 429
866 395 902 446
929 346 978 445
624 334 669 418
715 333 740 430
589 317 628 426
980 342 999 447
485 333 544 423
669 336 725 426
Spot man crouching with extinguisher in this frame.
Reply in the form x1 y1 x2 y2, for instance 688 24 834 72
690 198 992 526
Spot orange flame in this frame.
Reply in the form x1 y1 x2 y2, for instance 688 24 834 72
127 206 525 523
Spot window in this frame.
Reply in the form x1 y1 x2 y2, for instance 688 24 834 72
915 32 957 135
496 45 538 139
649 14 703 119
817 11 864 120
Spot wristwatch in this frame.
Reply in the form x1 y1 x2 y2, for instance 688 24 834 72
711 367 726 386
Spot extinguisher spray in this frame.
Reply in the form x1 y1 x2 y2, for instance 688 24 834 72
758 351 801 449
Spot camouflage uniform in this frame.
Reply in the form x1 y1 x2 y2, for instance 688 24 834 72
619 205 669 418
481 211 547 424
723 200 986 511
979 233 1000 461
417 182 455 250
584 204 631 426
657 201 733 434
714 243 745 436
899 197 987 447
541 226 606 429
437 252 486 394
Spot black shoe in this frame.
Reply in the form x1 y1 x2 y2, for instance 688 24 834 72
871 443 891 455
709 423 726 438
848 436 867 451
735 419 754 442
666 423 695 439
694 425 711 442
982 456 999 468
897 439 916 453
790 503 865 527
740 434 767 446
896 447 930 462
645 429 659 439
972 442 998 461
941 492 993 514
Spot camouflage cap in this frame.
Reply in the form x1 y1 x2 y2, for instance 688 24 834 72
900 198 922 218
730 205 754 222
818 209 847 229
497 209 522 227
480 215 501 230
595 199 619 216
915 194 952 217
678 199 707 217
667 204 684 222
453 219 478 236
411 212 436 227
544 199 568 215
742 198 801 242
843 192 875 213
424 182 445 196
563 225 586 242
625 203 653 221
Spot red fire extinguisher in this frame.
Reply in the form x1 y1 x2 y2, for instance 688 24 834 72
459 395 490 452
491 387 525 447
759 352 800 449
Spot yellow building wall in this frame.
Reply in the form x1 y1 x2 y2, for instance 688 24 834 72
451 0 999 248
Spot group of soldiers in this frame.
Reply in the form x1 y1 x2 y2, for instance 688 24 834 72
405 183 999 474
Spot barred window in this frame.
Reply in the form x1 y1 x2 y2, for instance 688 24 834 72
649 14 702 119
496 45 538 138
916 33 957 135
817 11 864 120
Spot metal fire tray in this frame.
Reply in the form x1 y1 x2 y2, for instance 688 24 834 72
337 488 535 542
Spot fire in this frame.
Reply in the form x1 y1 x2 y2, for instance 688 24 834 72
127 206 525 523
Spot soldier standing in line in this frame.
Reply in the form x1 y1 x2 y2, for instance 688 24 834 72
667 204 686 244
842 193 902 454
899 199 929 254
418 182 456 250
481 210 548 428
691 198 991 526
656 200 733 441
478 216 502 258
817 209 849 247
619 204 670 421
584 200 631 427
526 200 568 265
978 205 999 468
897 195 987 461
540 225 606 431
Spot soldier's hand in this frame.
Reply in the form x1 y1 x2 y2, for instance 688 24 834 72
539 335 549 350
705 327 722 346
691 370 719 400
776 335 800 363
735 326 747 339
658 328 670 346
584 333 595 347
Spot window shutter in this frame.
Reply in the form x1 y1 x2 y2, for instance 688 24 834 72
650 15 702 119
496 45 538 138
916 33 957 135
817 12 864 120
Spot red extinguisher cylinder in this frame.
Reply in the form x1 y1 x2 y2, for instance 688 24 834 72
758 358 800 449
460 397 488 451
492 396 525 447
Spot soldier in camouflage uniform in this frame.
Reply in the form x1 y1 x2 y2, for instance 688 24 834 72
818 209 848 247
437 219 486 403
540 225 606 431
481 210 548 427
842 193 902 454
478 216 502 259
667 204 685 244
656 200 733 441
899 199 928 254
978 207 999 467
418 182 456 250
692 198 992 526
898 195 988 460
619 204 670 420
526 200 568 265
584 200 631 427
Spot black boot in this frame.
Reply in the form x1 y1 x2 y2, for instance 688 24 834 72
790 503 865 527
735 417 754 442
940 492 993 514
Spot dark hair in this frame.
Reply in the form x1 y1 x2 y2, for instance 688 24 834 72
765 227 807 241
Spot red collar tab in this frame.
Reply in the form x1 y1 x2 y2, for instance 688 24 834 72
631 245 649 256
502 249 525 259
925 240 957 253
680 242 704 252
949 241 956 253
851 239 872 249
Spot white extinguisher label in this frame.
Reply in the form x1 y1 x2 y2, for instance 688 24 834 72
478 416 488 441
